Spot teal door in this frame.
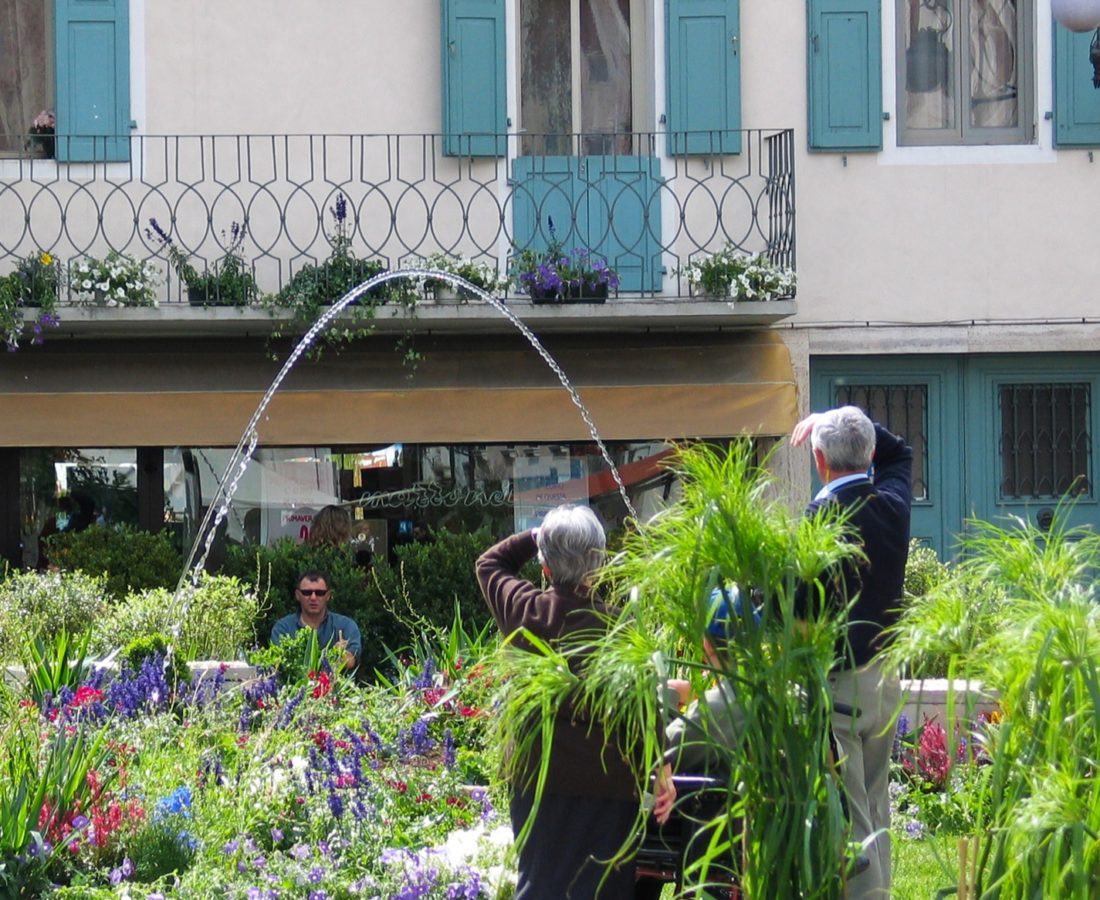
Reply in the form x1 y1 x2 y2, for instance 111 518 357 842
813 354 1100 557
811 357 961 557
965 357 1100 535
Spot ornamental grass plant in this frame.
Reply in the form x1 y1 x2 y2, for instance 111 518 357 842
883 499 1100 897
484 440 863 898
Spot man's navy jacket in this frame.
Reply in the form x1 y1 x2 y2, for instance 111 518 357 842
800 424 914 670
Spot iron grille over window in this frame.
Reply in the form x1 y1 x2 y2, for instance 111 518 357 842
835 384 929 501
999 383 1091 500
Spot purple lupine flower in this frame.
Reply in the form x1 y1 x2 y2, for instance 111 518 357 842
223 838 240 855
148 218 172 244
271 827 284 843
331 194 347 224
275 686 306 729
413 657 435 690
893 713 909 760
442 728 456 769
327 789 344 819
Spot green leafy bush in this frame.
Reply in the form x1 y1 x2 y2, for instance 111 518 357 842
903 539 951 599
0 569 108 664
90 575 264 661
372 529 496 645
46 524 181 599
122 633 191 689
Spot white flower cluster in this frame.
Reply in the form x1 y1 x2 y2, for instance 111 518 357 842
679 246 796 302
415 253 510 299
72 252 162 307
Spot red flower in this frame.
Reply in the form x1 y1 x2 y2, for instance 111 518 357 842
416 792 432 803
70 686 104 708
423 688 445 707
917 717 950 787
308 671 331 699
313 730 331 748
459 706 479 718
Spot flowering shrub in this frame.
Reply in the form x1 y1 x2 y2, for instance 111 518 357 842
0 569 107 662
0 624 508 897
71 252 160 307
678 245 795 300
890 712 993 841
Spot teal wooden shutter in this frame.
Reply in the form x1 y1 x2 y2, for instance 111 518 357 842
441 0 507 157
1053 24 1100 147
666 0 742 155
807 0 882 151
55 0 131 162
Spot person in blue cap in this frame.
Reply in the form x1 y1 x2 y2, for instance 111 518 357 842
662 583 757 776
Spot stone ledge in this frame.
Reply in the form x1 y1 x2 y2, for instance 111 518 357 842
899 678 998 730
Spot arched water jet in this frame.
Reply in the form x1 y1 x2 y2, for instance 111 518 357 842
176 268 639 595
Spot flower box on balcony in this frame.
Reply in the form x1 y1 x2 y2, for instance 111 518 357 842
531 282 609 304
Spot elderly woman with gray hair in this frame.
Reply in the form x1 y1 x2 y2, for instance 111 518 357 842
476 504 673 899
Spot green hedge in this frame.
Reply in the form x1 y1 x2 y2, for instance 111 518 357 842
46 524 181 599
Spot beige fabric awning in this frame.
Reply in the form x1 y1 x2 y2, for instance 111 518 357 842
0 332 797 446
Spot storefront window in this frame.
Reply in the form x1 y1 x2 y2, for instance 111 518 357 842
19 448 139 569
167 441 682 565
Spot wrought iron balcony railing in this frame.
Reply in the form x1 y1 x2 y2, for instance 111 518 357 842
0 130 795 305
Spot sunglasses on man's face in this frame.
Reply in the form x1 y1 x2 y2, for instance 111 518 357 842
298 588 330 597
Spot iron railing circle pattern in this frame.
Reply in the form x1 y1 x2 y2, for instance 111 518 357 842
2 130 794 304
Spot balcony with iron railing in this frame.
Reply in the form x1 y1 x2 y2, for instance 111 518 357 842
1 130 796 336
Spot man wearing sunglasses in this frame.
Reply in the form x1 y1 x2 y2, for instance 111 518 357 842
270 569 361 671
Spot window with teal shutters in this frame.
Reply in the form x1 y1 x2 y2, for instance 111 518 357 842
807 0 882 151
55 0 131 162
1053 24 1100 147
666 0 742 155
441 0 507 157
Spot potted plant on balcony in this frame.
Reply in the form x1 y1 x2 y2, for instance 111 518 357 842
263 193 418 360
679 246 796 301
26 109 55 158
511 222 620 304
71 252 160 307
147 218 258 307
0 251 62 351
417 252 510 304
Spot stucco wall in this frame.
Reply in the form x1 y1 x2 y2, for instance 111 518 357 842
143 2 441 135
132 1 1099 323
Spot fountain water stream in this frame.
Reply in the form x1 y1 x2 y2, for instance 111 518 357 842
177 269 639 593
